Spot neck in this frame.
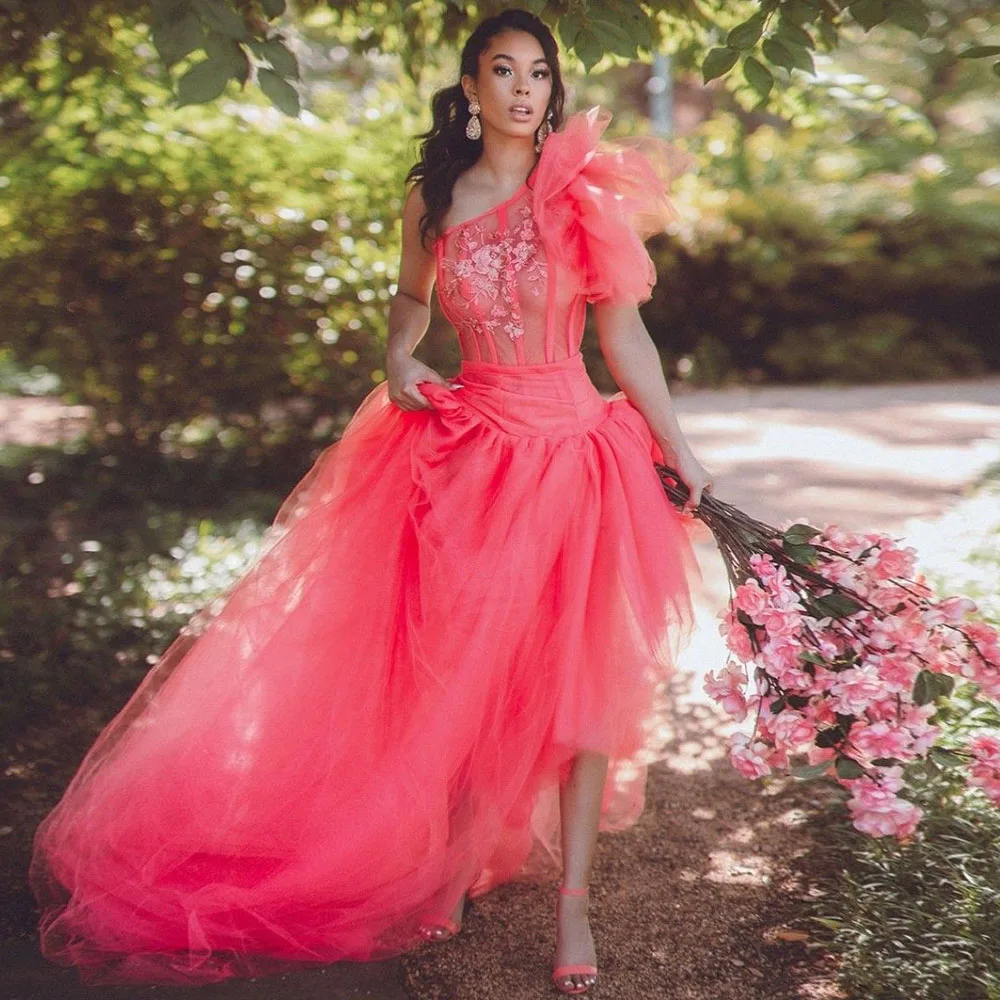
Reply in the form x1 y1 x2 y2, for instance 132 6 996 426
475 134 539 188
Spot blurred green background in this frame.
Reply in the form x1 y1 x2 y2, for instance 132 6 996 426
1 2 998 735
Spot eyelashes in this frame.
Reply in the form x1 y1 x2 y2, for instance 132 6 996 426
493 65 551 79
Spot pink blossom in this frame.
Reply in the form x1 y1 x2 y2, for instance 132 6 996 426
968 773 1000 805
867 609 926 653
829 663 885 715
965 621 1000 669
844 767 923 839
729 732 772 779
748 552 779 583
704 662 749 721
849 720 913 762
758 635 802 676
771 710 817 752
805 744 836 768
719 607 756 661
864 651 919 694
872 544 917 581
734 579 770 624
967 732 1000 804
760 607 804 640
939 595 977 623
967 731 1000 768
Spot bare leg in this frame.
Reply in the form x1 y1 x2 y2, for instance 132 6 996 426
555 749 609 991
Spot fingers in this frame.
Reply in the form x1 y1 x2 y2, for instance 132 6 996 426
392 384 434 411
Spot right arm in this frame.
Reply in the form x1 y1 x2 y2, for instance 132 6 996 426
385 182 457 411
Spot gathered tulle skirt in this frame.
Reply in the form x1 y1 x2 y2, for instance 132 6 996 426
29 350 701 985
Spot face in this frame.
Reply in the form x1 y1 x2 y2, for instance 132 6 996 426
463 29 553 143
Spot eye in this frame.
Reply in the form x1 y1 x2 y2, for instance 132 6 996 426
493 65 512 76
533 69 550 78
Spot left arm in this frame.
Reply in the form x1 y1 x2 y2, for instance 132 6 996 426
593 300 714 510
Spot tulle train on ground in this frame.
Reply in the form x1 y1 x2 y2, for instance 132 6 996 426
29 350 701 985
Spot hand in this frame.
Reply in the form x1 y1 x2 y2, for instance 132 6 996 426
386 352 461 411
661 444 715 512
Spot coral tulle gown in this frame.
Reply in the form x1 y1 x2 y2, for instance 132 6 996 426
29 105 702 985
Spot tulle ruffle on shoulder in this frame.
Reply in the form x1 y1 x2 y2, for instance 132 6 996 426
529 104 694 306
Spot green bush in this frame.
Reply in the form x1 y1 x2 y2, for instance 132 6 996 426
642 192 1000 386
808 475 1000 1000
0 25 420 454
0 442 282 737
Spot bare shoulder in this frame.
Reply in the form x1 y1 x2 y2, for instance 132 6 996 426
403 178 427 215
397 179 436 306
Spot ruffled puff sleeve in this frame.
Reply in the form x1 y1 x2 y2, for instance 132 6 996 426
530 105 694 306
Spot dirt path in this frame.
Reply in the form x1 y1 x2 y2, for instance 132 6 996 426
3 375 998 1000
402 373 1000 1000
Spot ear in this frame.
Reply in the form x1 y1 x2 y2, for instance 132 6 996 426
460 74 476 104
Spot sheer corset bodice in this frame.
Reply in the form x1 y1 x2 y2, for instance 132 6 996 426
430 106 692 369
433 180 587 367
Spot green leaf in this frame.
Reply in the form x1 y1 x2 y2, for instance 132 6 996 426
799 650 827 665
175 57 232 105
810 592 864 618
912 669 935 705
775 20 815 48
784 0 821 24
782 522 821 545
727 13 766 50
258 67 300 116
783 41 816 74
558 13 583 50
192 0 249 40
574 28 605 72
810 916 844 930
817 16 838 49
151 11 205 68
258 0 286 16
958 45 1000 58
782 541 819 565
835 755 865 779
848 0 887 32
589 17 639 59
743 55 774 99
616 4 653 49
789 759 833 779
205 31 249 83
815 726 843 748
702 46 739 83
886 0 929 35
250 38 300 79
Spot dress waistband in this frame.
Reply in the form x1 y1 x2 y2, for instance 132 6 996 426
459 352 586 376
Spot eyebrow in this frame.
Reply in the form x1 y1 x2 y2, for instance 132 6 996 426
490 53 549 64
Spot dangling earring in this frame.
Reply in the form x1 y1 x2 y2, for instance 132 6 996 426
465 98 481 140
535 109 553 152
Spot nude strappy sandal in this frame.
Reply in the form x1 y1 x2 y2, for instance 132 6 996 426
552 884 598 994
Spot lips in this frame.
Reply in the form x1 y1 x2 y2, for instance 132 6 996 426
509 104 533 118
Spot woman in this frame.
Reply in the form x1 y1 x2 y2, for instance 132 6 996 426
30 7 713 996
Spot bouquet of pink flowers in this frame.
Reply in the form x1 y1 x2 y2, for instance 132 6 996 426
657 463 1000 841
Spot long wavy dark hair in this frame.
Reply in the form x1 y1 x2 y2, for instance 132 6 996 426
405 9 566 250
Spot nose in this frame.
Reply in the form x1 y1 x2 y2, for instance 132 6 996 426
514 79 529 95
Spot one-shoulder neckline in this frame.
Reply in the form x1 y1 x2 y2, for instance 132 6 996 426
437 180 532 241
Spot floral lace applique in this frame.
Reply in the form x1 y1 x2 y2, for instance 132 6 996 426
440 203 547 342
